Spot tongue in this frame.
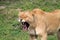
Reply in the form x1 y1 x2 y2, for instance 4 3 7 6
23 25 27 31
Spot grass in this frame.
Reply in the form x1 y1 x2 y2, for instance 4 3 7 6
0 0 60 40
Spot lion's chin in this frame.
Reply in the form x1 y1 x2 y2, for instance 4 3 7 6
22 22 30 31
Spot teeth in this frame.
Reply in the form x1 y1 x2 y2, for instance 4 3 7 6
22 19 25 22
18 19 21 22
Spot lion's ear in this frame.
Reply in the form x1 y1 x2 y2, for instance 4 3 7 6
32 8 45 15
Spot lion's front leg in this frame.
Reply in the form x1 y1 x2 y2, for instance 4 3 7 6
29 35 37 40
35 25 47 40
36 29 47 40
40 33 47 40
38 32 47 40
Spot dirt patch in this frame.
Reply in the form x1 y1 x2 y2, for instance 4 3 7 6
0 6 6 9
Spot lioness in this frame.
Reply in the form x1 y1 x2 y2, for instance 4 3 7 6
18 8 60 40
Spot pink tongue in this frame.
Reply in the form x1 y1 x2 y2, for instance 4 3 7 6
23 25 27 31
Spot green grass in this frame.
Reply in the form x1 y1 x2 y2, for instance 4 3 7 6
0 0 60 40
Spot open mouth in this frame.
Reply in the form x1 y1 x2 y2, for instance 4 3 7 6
21 22 30 30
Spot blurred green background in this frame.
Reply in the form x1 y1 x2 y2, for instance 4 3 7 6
0 0 60 40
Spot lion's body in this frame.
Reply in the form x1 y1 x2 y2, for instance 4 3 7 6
45 13 60 34
18 8 60 40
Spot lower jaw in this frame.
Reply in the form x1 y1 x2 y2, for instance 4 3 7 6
22 28 28 31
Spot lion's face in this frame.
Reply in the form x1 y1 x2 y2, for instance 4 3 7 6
18 9 44 31
18 11 34 30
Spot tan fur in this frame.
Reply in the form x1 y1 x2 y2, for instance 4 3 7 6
18 8 60 40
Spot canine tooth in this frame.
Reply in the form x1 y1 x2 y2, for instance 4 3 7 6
22 19 25 22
